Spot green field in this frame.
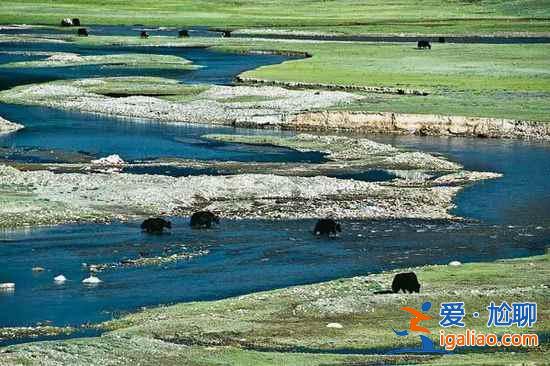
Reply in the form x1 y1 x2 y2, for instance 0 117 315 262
54 35 550 122
1 0 550 35
1 255 547 365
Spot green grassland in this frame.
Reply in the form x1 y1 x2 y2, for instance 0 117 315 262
1 0 550 35
229 39 550 121
1 255 547 365
39 35 550 122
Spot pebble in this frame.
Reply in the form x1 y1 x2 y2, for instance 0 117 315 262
32 267 45 272
82 275 102 284
54 275 67 283
448 261 462 266
326 322 343 329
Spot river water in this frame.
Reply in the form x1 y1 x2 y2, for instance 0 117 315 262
0 33 548 332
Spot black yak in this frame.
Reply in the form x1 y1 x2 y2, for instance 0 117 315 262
392 272 421 293
141 218 171 233
417 40 431 49
313 218 341 237
190 211 219 229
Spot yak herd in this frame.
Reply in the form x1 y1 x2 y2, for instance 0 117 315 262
141 213 421 294
59 15 427 294
59 18 436 50
140 212 338 236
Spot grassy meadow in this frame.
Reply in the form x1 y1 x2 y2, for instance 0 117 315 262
1 0 550 35
58 35 550 121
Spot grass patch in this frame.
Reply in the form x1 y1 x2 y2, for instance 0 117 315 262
75 77 209 97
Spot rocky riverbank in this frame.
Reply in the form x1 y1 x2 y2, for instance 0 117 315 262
236 75 429 96
0 163 499 228
1 76 547 140
0 78 360 126
203 133 462 170
0 53 197 70
288 110 550 140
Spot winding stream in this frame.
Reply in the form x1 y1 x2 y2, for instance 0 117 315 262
0 32 549 334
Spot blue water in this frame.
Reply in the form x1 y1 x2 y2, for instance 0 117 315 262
0 36 549 334
0 25 221 38
370 135 550 226
0 103 324 163
0 218 547 330
0 41 310 163
0 42 296 88
1 132 548 330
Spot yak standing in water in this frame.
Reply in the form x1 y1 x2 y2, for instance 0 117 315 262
392 272 421 293
313 218 341 237
190 211 219 229
141 218 171 233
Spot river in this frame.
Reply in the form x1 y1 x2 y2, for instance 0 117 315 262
0 32 548 333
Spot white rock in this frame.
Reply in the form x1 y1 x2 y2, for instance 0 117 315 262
449 261 462 266
326 322 343 329
91 154 125 166
82 275 102 284
0 282 15 290
32 267 45 272
54 275 67 283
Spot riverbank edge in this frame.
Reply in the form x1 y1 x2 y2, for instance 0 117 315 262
235 75 429 96
283 110 550 140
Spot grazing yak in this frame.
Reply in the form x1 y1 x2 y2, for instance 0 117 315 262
190 211 219 229
72 18 81 26
178 29 189 38
392 272 421 293
77 28 88 37
141 218 172 233
313 218 341 237
417 40 431 49
140 31 150 39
